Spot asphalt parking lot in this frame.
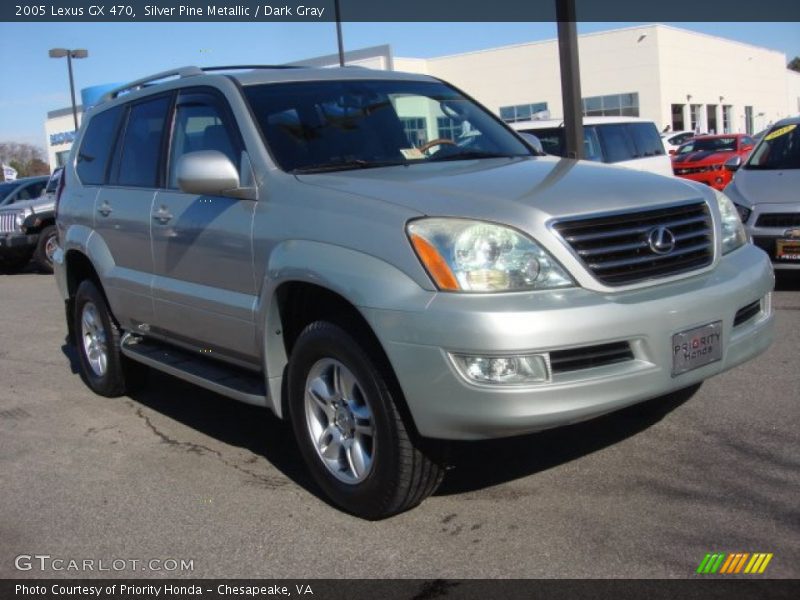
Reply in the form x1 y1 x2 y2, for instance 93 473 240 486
1 269 798 579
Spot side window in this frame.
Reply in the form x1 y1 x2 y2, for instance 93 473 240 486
76 105 122 185
582 128 603 162
596 124 638 163
742 136 755 147
168 98 239 190
113 96 170 188
627 123 665 157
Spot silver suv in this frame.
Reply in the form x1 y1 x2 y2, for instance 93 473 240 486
54 65 775 518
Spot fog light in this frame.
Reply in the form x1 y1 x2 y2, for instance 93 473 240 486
450 353 551 385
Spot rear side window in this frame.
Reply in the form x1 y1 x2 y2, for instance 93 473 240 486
596 124 638 163
628 123 665 157
76 106 122 185
113 96 171 188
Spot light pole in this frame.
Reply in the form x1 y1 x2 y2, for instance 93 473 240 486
49 48 88 131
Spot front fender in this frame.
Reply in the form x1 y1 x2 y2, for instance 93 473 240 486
256 240 434 417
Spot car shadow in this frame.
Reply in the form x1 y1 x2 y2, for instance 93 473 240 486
437 384 700 495
60 338 81 374
774 271 800 292
114 360 699 503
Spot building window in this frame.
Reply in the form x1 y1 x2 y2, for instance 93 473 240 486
690 104 702 133
671 104 685 131
436 117 462 140
400 117 427 147
582 92 639 117
744 106 754 135
706 105 718 134
498 102 548 123
722 105 733 133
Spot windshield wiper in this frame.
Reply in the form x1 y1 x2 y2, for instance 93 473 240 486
292 159 406 174
426 151 529 162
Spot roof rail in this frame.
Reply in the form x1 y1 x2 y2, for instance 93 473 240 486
100 66 204 102
200 65 306 72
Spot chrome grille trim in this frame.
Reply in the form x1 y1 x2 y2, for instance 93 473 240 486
0 211 19 234
552 201 714 286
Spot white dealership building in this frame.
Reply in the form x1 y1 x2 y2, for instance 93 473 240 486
45 23 800 169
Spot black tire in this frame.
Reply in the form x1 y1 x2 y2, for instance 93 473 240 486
0 252 33 274
33 225 57 274
287 321 444 519
73 280 148 397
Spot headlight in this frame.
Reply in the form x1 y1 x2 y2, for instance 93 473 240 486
14 209 32 229
715 191 747 254
407 218 573 292
733 203 751 224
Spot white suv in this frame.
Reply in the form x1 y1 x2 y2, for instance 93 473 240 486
510 117 673 177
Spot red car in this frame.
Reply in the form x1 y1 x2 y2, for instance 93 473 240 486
671 134 755 190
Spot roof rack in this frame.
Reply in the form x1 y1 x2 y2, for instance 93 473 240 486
100 66 203 102
99 64 308 104
200 65 306 72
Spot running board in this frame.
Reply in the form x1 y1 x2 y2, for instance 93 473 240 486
120 334 268 406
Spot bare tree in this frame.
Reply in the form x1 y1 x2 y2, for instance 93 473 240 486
0 142 50 179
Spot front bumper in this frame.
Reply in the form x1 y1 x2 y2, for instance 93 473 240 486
745 203 800 270
0 232 38 253
365 244 774 440
673 170 730 190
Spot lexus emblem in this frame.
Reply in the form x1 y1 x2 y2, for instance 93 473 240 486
647 226 677 255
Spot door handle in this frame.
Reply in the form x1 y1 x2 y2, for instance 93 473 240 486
153 206 173 224
97 203 112 217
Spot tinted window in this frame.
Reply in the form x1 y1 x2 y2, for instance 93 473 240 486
16 181 46 200
168 99 239 189
518 126 602 162
114 96 170 188
596 124 637 163
76 106 122 185
628 123 665 157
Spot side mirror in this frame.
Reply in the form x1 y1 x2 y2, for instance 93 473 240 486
724 155 742 172
177 150 241 196
518 132 544 155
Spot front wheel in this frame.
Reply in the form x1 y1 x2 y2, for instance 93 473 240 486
288 321 444 519
33 225 58 273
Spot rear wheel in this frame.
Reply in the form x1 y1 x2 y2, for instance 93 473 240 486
73 280 147 397
288 321 444 519
33 225 58 273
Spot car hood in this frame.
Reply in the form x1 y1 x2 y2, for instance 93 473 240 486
0 196 55 214
296 156 709 228
727 168 800 206
672 150 736 166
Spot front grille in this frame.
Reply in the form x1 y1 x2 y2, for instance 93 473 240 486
755 213 800 228
733 300 761 327
549 342 634 373
0 211 19 233
674 166 715 175
553 202 714 286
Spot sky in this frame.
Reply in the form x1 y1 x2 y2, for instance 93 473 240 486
1 21 799 150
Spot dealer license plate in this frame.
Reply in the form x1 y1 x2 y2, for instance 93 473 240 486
672 321 723 376
776 238 800 261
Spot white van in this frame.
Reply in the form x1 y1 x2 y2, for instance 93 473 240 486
510 117 673 177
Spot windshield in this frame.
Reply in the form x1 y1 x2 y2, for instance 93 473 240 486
0 181 20 203
243 79 531 172
678 137 737 154
745 124 800 170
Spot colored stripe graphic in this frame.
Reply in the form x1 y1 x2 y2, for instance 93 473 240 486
698 552 773 574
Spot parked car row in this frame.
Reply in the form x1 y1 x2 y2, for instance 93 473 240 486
0 168 62 273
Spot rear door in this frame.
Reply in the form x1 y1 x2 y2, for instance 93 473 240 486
93 94 171 328
149 88 258 364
